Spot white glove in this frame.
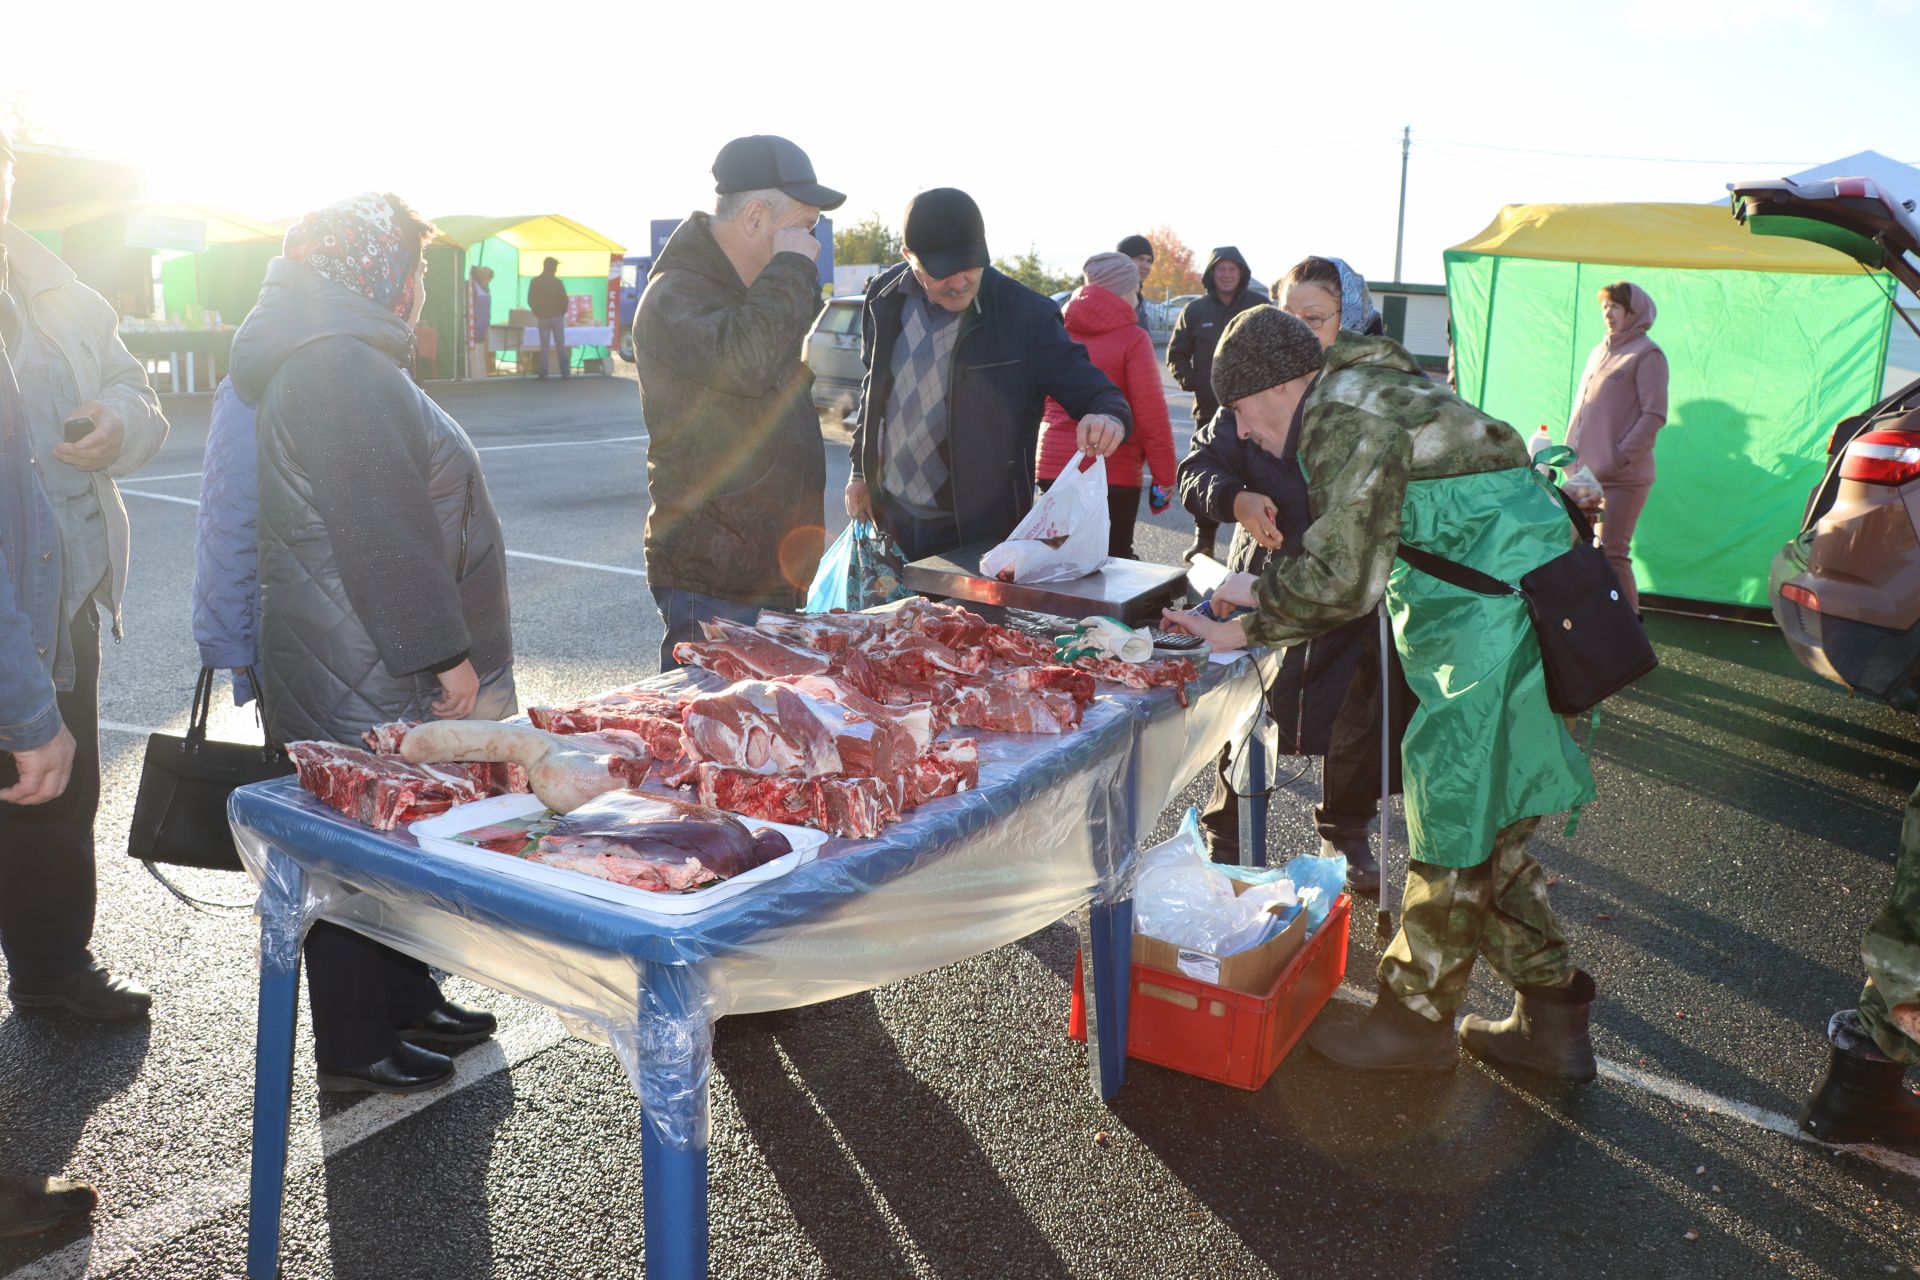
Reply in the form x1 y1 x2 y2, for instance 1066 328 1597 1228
1055 615 1151 664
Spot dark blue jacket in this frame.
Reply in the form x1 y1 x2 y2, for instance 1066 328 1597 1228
0 342 64 752
191 376 262 700
851 263 1131 552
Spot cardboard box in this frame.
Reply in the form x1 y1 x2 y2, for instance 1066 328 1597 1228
1132 879 1306 997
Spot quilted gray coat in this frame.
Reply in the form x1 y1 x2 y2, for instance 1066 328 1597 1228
230 259 515 745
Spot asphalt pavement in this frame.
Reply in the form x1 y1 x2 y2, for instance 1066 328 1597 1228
2 369 1919 1279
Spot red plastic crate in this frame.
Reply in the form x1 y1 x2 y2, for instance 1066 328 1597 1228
1068 893 1350 1090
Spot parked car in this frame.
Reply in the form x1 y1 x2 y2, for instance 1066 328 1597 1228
1731 175 1920 703
806 294 865 418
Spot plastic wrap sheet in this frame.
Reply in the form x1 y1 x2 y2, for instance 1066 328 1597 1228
231 656 1264 1150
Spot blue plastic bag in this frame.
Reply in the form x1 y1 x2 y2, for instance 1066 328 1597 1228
805 519 911 614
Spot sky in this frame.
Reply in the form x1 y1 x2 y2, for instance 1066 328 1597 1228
7 0 1920 289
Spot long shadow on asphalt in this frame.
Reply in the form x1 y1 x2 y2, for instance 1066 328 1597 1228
309 1052 517 1279
0 1011 150 1271
715 994 1074 1280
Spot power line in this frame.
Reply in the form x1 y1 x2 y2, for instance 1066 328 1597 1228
1417 137 1919 167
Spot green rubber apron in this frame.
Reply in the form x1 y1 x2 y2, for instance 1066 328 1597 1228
1386 464 1597 868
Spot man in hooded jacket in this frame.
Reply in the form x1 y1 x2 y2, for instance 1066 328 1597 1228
1167 246 1262 561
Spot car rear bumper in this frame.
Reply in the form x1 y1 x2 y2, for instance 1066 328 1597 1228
1771 537 1920 701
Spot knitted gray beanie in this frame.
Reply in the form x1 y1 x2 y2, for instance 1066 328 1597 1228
1211 305 1324 407
1082 251 1140 299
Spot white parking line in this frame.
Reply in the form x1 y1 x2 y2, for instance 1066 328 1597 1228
1330 983 1920 1180
115 489 201 509
506 550 647 578
475 435 646 452
0 1016 571 1280
134 472 205 483
100 721 166 737
116 491 645 580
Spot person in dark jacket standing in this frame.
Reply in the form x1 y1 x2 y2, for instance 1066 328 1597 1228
528 255 570 378
636 135 842 669
1116 233 1155 331
235 192 506 1094
845 188 1131 562
1181 256 1414 896
1168 246 1262 561
0 262 102 1241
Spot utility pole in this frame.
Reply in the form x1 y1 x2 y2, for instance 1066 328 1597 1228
1393 125 1410 283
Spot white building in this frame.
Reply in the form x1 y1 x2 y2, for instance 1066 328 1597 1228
1370 281 1451 371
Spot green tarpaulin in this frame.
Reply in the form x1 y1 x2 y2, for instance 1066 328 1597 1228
1445 202 1893 607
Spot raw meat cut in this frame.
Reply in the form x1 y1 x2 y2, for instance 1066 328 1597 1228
673 618 832 682
527 686 690 760
680 764 899 840
287 741 483 831
398 720 651 813
1073 655 1198 707
937 682 1082 734
898 738 980 809
681 680 843 778
363 721 531 796
527 791 793 891
1005 665 1097 706
786 674 937 754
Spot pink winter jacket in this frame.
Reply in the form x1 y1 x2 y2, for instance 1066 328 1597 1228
1037 284 1176 490
1565 282 1669 486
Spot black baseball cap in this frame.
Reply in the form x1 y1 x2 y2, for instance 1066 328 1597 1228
712 135 845 211
903 188 989 279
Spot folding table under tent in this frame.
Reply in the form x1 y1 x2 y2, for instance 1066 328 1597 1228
1445 202 1895 608
433 214 627 379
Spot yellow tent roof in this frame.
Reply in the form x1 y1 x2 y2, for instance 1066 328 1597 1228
14 199 285 245
431 214 625 279
1447 202 1868 275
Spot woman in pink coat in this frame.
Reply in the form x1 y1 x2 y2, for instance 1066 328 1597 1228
1565 281 1669 615
1036 253 1176 561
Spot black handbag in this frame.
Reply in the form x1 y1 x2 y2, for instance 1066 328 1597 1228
127 667 292 872
1395 487 1657 715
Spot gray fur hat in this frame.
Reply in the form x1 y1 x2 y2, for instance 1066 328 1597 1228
1211 305 1324 407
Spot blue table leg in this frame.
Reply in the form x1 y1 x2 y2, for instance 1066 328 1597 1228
1237 724 1270 868
1084 896 1133 1101
246 851 306 1280
637 960 711 1280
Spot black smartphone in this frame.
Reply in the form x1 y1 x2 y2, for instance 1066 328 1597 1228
62 415 94 445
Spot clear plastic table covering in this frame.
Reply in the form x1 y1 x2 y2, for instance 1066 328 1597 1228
230 656 1263 1151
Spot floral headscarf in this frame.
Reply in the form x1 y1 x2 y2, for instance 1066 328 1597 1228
283 192 423 320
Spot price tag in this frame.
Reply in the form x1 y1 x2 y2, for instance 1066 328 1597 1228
1175 948 1221 985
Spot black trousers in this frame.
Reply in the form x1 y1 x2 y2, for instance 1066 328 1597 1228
305 922 444 1068
0 603 100 984
1200 619 1416 860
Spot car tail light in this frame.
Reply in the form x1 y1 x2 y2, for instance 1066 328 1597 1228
1781 582 1819 612
1840 431 1920 485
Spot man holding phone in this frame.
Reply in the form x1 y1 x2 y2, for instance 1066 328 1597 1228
1 127 168 1020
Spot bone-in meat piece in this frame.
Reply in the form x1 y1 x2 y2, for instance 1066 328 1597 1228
526 686 690 760
673 617 834 683
398 720 651 814
287 741 484 831
363 721 532 796
1073 655 1199 707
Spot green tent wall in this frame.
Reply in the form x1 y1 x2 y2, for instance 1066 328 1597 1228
1445 209 1892 608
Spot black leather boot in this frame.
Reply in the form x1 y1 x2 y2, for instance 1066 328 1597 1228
1182 520 1218 564
1459 970 1598 1082
1800 1042 1920 1152
9 963 152 1021
1322 833 1379 899
396 1001 497 1048
1308 984 1457 1073
0 1176 97 1240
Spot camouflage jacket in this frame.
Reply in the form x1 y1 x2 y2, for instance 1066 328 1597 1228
1243 332 1529 649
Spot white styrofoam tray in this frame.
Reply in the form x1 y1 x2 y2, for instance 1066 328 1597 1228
410 793 824 916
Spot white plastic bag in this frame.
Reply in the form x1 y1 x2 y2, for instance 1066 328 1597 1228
981 450 1109 584
1133 810 1297 957
1562 463 1604 512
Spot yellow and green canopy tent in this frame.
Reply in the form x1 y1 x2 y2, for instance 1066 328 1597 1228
16 199 286 323
1445 202 1894 607
429 215 626 377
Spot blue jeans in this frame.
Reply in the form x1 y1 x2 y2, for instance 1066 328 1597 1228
537 315 568 377
651 586 764 671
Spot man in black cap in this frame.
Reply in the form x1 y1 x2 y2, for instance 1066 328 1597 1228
846 188 1132 562
634 135 844 669
528 255 570 379
1167 245 1262 561
1117 233 1154 332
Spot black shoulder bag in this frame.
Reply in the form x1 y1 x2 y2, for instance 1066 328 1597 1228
1395 487 1657 715
127 667 293 872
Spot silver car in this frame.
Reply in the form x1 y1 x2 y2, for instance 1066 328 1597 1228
806 295 865 417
